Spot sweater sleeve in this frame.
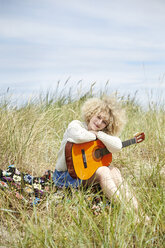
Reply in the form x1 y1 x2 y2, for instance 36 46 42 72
97 131 122 153
67 120 96 143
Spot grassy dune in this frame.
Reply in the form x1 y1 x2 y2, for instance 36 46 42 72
0 89 164 247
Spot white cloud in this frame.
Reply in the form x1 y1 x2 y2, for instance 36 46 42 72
0 0 164 106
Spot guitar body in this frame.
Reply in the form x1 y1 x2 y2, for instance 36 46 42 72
65 132 145 180
65 140 112 180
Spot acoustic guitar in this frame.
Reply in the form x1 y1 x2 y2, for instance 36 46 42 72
65 132 145 180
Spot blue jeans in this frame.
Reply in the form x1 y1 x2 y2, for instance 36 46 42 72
53 169 82 188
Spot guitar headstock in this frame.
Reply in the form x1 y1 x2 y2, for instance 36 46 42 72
134 132 145 143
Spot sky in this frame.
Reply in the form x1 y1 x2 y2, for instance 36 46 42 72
0 0 165 106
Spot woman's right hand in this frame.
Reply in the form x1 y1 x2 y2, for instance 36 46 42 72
89 130 98 137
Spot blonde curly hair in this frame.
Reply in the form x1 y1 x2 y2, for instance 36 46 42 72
81 95 126 136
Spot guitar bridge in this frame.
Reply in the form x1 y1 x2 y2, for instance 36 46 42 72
81 149 87 168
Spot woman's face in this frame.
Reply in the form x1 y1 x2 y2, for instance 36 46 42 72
88 114 108 131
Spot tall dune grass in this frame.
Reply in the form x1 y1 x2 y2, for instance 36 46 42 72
0 87 164 247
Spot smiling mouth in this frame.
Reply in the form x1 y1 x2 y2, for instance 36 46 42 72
94 123 99 128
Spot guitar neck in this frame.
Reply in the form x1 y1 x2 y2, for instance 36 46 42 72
99 137 137 157
122 138 136 148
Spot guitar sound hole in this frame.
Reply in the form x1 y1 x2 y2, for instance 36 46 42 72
94 149 102 159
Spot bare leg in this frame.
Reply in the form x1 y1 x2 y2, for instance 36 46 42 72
84 166 150 223
84 166 139 213
108 166 139 213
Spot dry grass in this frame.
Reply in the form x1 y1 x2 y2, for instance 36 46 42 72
0 89 164 247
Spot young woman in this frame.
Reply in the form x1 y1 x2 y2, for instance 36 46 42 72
53 95 144 218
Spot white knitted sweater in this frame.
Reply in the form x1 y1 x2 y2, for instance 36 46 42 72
55 120 122 171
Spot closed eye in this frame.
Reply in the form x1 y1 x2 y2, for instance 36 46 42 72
97 115 108 126
103 120 108 125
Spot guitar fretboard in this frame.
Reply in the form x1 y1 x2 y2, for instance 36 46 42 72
122 138 136 148
96 137 137 158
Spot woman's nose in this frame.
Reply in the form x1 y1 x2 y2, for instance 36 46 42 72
98 119 102 125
